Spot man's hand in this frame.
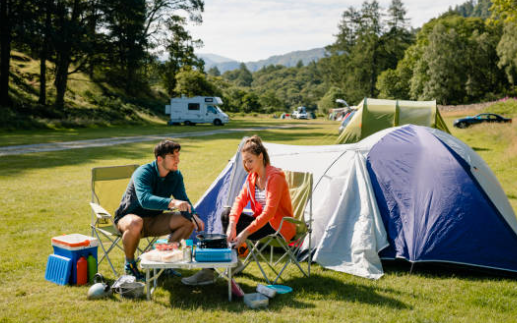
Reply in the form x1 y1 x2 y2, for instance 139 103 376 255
192 213 205 232
169 199 191 213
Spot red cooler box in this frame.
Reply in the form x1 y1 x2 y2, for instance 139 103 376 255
51 234 98 284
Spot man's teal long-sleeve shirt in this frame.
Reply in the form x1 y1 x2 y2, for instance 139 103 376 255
114 160 193 223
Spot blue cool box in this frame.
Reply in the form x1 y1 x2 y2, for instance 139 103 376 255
45 254 73 285
195 248 232 262
49 234 98 285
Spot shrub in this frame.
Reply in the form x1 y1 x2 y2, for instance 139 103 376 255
484 98 517 116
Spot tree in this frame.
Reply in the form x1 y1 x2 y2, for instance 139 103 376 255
497 23 517 85
258 90 285 112
466 27 508 99
318 86 346 114
324 0 413 103
223 63 252 87
161 14 204 95
420 23 466 104
491 0 517 23
101 0 204 95
0 0 24 106
102 0 148 95
242 92 261 113
207 66 220 76
53 0 89 109
174 67 217 97
37 0 54 105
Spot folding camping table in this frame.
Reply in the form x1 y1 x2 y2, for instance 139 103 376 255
140 250 238 301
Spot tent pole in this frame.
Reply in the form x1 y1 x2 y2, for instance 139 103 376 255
410 262 415 274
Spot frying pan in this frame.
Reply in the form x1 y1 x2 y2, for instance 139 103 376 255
196 232 228 249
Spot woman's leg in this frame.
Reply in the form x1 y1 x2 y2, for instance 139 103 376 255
220 210 275 241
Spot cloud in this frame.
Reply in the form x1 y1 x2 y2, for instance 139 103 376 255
190 0 467 62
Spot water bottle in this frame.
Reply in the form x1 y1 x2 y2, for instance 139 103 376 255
77 256 88 285
87 254 97 283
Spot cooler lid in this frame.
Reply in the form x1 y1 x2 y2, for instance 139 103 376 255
51 234 98 248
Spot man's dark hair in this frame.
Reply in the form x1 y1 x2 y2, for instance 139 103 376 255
154 140 181 158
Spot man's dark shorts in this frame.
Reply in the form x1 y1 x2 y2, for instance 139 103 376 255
117 211 181 237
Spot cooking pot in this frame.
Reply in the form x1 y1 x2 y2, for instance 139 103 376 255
196 232 228 249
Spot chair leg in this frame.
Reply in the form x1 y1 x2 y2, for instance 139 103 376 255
247 238 286 283
92 229 120 276
272 237 308 284
247 240 271 284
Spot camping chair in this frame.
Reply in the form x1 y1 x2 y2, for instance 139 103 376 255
90 165 156 276
243 170 313 284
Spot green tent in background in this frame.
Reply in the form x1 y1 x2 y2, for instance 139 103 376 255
335 98 450 144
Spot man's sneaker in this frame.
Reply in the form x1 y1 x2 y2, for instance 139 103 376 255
125 261 145 282
225 259 246 276
233 259 246 275
181 269 216 286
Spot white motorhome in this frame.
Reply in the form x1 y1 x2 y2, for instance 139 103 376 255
165 96 230 126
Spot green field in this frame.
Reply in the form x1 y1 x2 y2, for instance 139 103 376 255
1 114 516 323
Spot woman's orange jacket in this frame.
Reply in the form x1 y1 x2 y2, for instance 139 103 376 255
230 165 296 241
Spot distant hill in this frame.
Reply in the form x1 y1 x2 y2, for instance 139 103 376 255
198 47 327 73
198 53 236 67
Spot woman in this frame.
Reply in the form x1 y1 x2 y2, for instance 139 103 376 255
224 135 296 247
181 135 296 286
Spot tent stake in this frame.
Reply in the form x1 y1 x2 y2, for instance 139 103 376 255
410 262 415 274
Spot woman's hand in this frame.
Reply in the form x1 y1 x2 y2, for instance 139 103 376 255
226 224 237 243
233 230 250 248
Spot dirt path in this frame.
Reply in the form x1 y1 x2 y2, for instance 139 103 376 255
0 125 300 157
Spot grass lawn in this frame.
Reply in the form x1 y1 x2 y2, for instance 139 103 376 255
1 116 516 323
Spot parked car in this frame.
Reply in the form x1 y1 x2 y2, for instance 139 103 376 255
453 113 512 128
338 110 357 133
293 106 308 119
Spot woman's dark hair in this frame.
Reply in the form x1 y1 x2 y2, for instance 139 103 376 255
241 135 270 170
154 140 181 158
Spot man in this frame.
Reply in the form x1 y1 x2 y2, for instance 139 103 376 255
114 139 204 280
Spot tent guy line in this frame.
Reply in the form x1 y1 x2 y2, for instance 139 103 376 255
0 125 304 157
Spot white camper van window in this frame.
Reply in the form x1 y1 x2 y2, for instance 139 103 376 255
207 106 217 114
188 103 200 111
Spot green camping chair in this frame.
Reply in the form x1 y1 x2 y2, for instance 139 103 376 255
243 170 313 284
90 164 155 276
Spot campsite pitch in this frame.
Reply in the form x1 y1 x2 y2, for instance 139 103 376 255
0 117 516 323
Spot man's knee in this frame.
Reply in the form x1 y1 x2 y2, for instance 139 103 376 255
185 220 195 231
124 216 143 234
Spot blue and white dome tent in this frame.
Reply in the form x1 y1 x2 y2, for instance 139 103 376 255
194 125 517 279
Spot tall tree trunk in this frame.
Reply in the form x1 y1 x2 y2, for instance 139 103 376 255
0 0 12 106
54 49 71 109
86 0 97 79
38 0 52 105
53 0 79 109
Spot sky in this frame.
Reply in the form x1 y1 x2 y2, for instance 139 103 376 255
189 0 470 62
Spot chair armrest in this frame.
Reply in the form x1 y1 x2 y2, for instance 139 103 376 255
90 202 112 219
282 217 304 225
275 216 304 234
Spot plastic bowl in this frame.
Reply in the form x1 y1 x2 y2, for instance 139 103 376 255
243 293 269 309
